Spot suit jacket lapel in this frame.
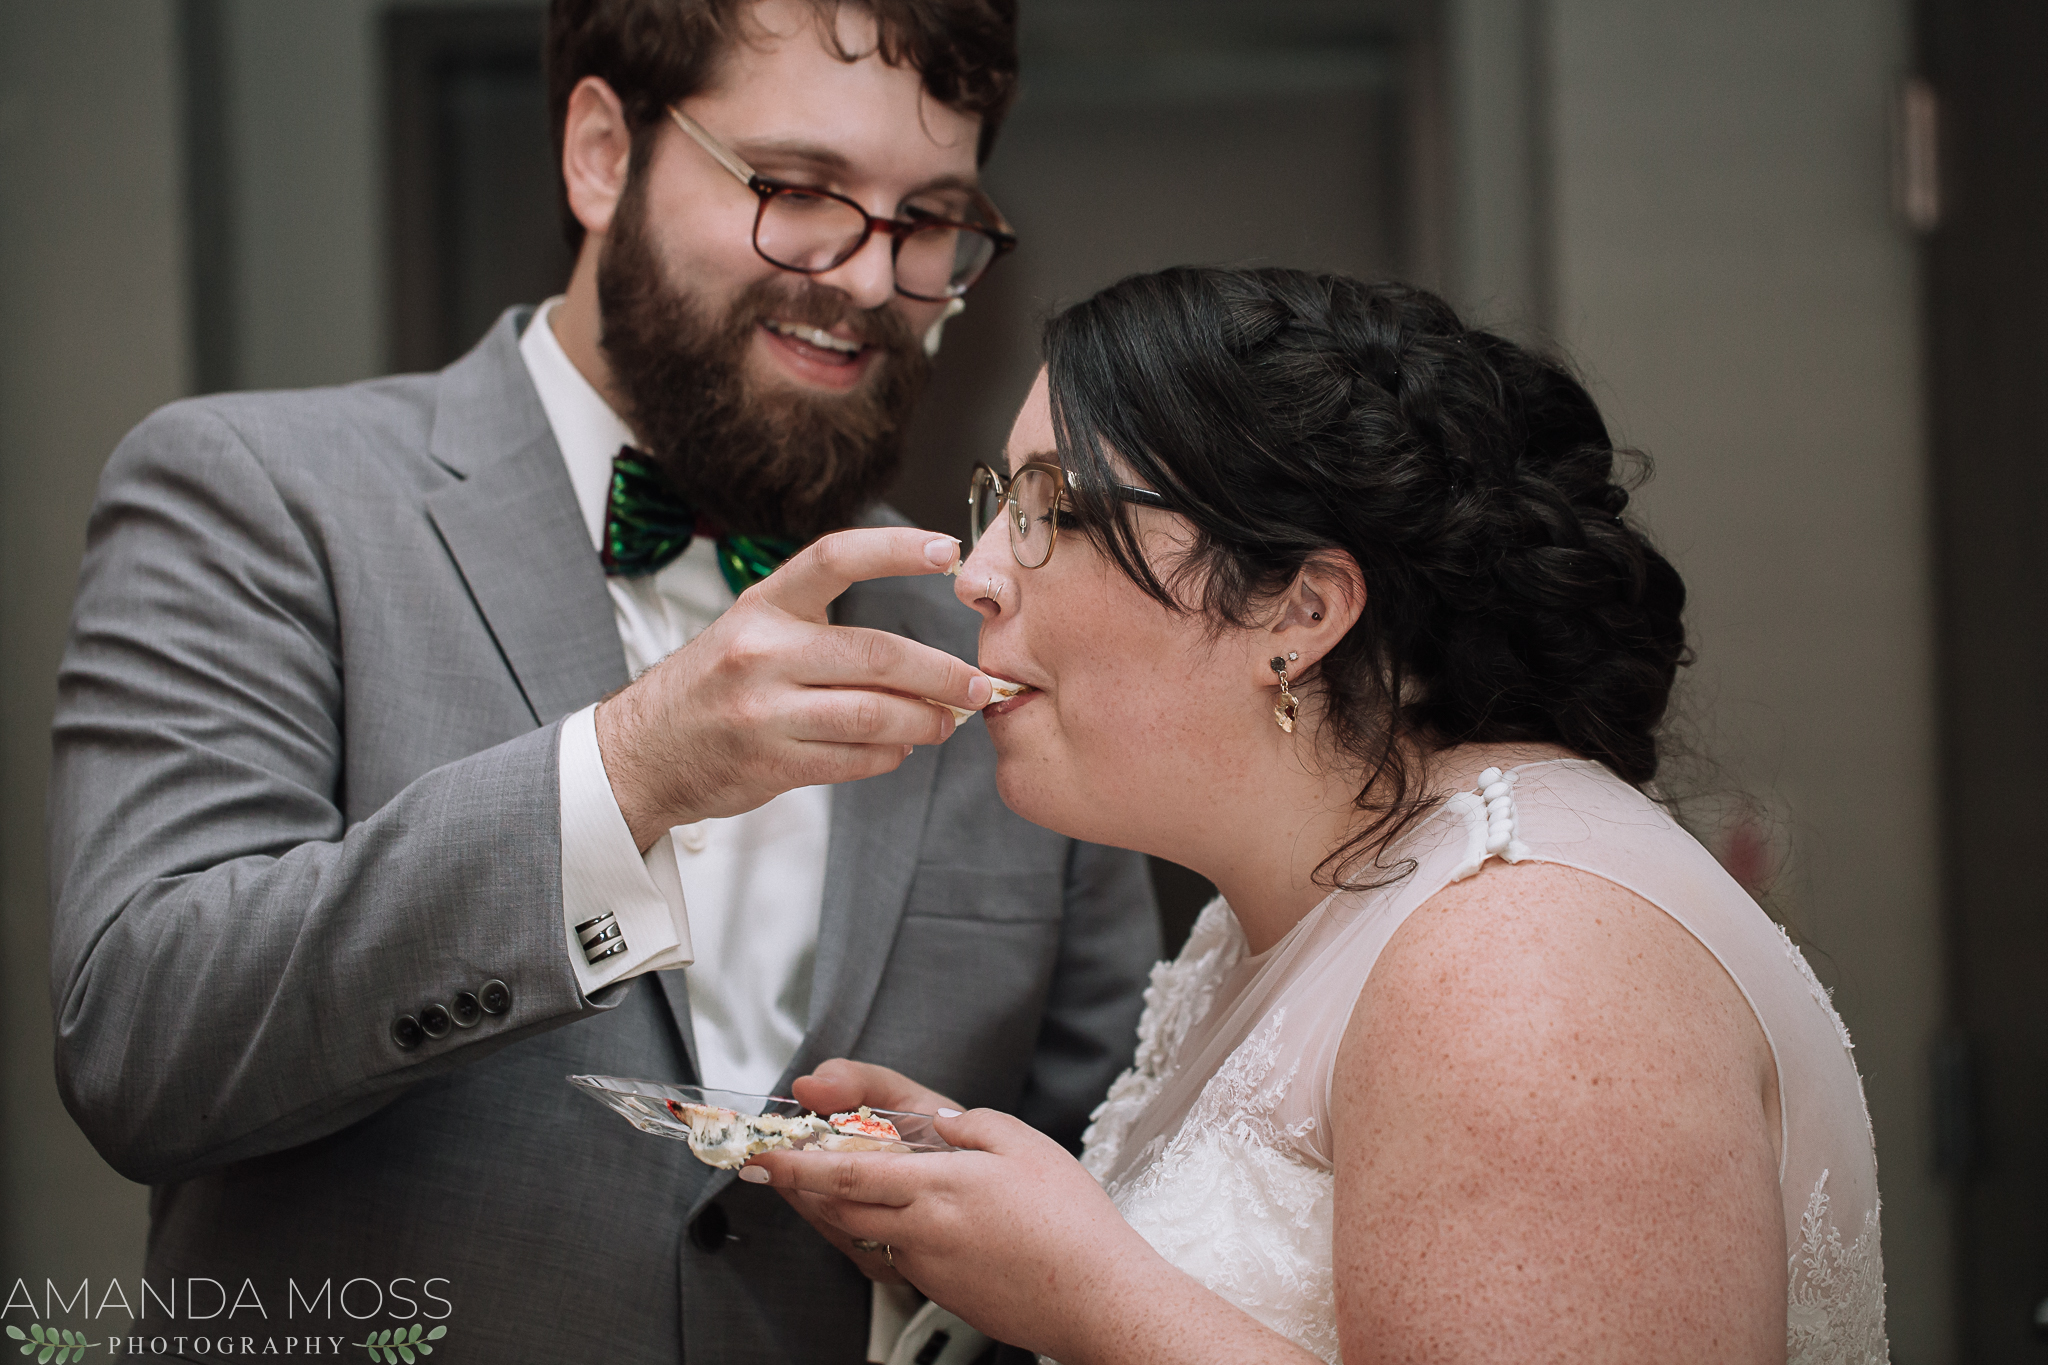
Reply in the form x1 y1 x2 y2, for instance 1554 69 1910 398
423 309 628 725
782 748 940 1087
652 971 701 1083
425 311 697 1073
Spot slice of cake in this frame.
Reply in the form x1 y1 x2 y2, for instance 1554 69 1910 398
925 677 1032 723
667 1101 832 1169
818 1106 906 1152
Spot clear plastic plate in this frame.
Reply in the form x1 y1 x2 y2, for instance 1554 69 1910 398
567 1074 957 1158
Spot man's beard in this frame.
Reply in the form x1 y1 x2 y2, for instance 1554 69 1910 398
596 182 933 543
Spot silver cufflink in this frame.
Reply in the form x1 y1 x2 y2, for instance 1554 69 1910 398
575 912 628 965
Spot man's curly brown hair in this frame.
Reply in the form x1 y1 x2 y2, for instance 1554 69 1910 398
546 0 1018 250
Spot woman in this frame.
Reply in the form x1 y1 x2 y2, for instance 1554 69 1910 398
745 267 1887 1364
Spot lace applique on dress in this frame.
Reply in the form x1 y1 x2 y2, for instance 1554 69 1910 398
1119 1011 1315 1203
1776 923 1858 1052
1080 898 1242 1184
1111 1012 1341 1364
1077 764 1891 1365
1786 1170 1890 1365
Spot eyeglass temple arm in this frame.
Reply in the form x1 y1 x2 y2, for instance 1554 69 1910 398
667 106 758 187
672 104 1015 262
980 462 1170 511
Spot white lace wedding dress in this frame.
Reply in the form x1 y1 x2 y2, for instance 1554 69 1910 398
1078 759 1888 1363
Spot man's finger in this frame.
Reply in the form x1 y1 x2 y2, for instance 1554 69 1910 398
754 527 960 621
790 625 990 712
784 689 956 748
780 740 919 790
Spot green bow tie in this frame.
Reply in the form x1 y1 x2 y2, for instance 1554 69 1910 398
600 447 798 594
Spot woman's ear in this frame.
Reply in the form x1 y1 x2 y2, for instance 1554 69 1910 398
1257 553 1365 682
562 76 634 239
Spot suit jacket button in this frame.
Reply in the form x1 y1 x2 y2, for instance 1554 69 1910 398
688 1203 730 1255
392 1014 424 1050
419 1003 453 1039
479 979 511 1015
450 991 481 1027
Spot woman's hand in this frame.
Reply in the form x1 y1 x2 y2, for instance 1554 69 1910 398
743 1106 1151 1360
754 1059 962 1284
786 1056 961 1122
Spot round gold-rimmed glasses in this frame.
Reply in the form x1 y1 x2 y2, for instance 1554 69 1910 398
968 461 1173 569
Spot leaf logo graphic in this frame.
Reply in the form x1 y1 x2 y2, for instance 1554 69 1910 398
5 1324 99 1363
353 1323 448 1362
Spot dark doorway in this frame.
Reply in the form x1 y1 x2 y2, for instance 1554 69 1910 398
1919 1 2048 1358
381 0 1443 952
385 7 572 375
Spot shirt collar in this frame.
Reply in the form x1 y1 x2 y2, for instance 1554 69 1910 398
518 296 638 552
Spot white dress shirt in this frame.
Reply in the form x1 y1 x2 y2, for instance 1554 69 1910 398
522 297 830 1096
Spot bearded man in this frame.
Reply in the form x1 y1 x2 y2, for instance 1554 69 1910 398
45 2 1157 1361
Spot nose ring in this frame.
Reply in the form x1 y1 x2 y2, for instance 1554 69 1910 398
986 576 1001 600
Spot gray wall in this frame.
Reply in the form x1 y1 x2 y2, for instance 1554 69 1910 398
1550 4 1949 1357
0 2 183 1283
1451 1 1948 1356
1 1 1950 1356
221 0 522 392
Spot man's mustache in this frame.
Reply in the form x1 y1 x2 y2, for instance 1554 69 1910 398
734 278 916 353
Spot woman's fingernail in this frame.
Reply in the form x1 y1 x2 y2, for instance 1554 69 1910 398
967 676 992 707
925 537 961 569
936 1107 962 1118
738 1166 771 1184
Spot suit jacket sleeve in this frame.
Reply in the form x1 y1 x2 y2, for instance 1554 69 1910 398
48 403 608 1185
1014 838 1161 1149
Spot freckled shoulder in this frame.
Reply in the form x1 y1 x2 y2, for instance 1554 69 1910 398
1349 859 1762 1074
1328 859 1786 1361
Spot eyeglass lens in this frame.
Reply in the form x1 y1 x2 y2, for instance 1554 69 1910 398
968 466 1057 568
755 188 997 299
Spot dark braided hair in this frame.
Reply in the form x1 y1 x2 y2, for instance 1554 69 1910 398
1043 266 1691 884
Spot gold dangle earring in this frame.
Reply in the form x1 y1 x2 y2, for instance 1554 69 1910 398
1270 653 1300 734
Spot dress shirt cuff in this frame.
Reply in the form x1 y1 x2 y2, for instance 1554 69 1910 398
558 704 694 997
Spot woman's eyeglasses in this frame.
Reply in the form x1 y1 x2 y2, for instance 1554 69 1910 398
968 462 1171 569
669 106 1017 303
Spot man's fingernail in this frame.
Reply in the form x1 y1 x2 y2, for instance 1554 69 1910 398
936 1107 962 1118
925 537 960 569
967 676 992 706
738 1166 771 1184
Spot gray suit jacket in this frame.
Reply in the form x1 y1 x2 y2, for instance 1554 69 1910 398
47 310 1157 1363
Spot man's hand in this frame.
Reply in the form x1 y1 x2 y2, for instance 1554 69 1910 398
594 528 990 849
